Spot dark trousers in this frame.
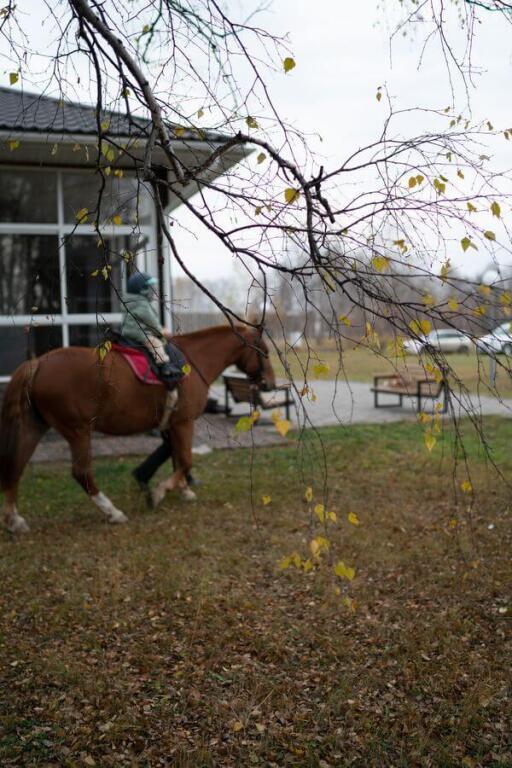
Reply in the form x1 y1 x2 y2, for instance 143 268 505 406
133 437 194 485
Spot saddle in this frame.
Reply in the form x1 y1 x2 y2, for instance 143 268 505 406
106 331 187 388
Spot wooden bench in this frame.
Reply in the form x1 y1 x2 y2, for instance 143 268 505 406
371 366 449 413
223 375 293 420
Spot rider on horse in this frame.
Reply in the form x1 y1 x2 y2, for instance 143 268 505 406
121 272 183 386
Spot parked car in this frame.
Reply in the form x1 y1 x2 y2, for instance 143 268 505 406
475 322 512 356
404 328 473 355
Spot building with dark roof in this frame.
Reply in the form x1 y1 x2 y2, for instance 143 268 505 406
0 88 246 379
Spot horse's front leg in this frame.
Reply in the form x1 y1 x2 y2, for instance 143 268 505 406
151 420 196 508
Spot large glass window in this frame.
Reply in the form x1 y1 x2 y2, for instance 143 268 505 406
0 169 57 223
0 234 61 315
65 234 143 314
0 325 62 376
0 167 156 379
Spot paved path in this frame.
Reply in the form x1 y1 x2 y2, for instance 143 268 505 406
31 379 512 463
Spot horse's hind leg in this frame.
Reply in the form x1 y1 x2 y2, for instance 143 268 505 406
66 430 128 525
3 418 48 534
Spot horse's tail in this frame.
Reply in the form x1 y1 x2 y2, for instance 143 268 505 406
0 359 41 490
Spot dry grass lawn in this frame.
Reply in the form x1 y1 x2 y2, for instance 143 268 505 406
0 419 511 767
271 345 512 398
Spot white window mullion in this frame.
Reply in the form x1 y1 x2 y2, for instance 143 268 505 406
57 171 69 346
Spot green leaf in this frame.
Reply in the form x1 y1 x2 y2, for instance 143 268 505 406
245 116 259 129
9 72 19 86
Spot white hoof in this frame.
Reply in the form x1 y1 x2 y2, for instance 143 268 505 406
151 486 166 509
107 509 128 525
181 487 197 502
7 515 30 534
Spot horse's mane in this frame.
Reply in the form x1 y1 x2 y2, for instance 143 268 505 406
173 324 250 342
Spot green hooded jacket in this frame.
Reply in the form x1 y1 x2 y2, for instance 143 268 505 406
121 292 164 345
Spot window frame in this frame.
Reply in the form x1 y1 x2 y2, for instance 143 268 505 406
0 165 158 382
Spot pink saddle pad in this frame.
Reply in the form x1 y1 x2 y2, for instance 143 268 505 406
112 343 163 386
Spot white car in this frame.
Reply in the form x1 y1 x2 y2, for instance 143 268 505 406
404 328 473 355
476 322 512 356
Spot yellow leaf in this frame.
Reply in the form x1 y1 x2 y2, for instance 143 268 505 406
310 536 330 558
491 201 501 218
173 126 186 137
372 255 390 272
424 432 437 453
478 284 491 297
262 495 271 506
283 57 296 73
197 108 204 119
338 314 351 327
433 178 446 194
90 269 99 277
182 363 191 375
8 139 20 151
500 292 512 306
97 340 112 363
422 293 435 308
274 418 291 438
328 510 337 523
448 297 458 311
484 230 496 241
304 486 313 503
334 561 355 581
418 411 433 425
448 518 458 529
314 504 325 523
104 165 111 176
393 239 408 254
416 175 425 185
467 201 477 213
284 187 300 204
408 176 417 188
409 319 431 336
376 90 382 102
235 413 258 432
256 152 266 164
312 362 330 378
9 72 18 86
342 596 357 612
461 237 477 252
302 559 313 573
101 265 111 280
245 116 258 129
473 305 486 316
460 481 472 494
440 259 451 280
76 207 89 223
457 169 465 179
348 511 360 526
112 214 122 226
114 169 124 178
232 721 244 733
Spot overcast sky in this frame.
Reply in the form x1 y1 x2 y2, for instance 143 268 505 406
173 0 512 282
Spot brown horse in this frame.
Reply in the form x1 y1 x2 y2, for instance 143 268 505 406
0 325 276 533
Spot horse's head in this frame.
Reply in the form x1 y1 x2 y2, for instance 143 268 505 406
236 327 276 392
